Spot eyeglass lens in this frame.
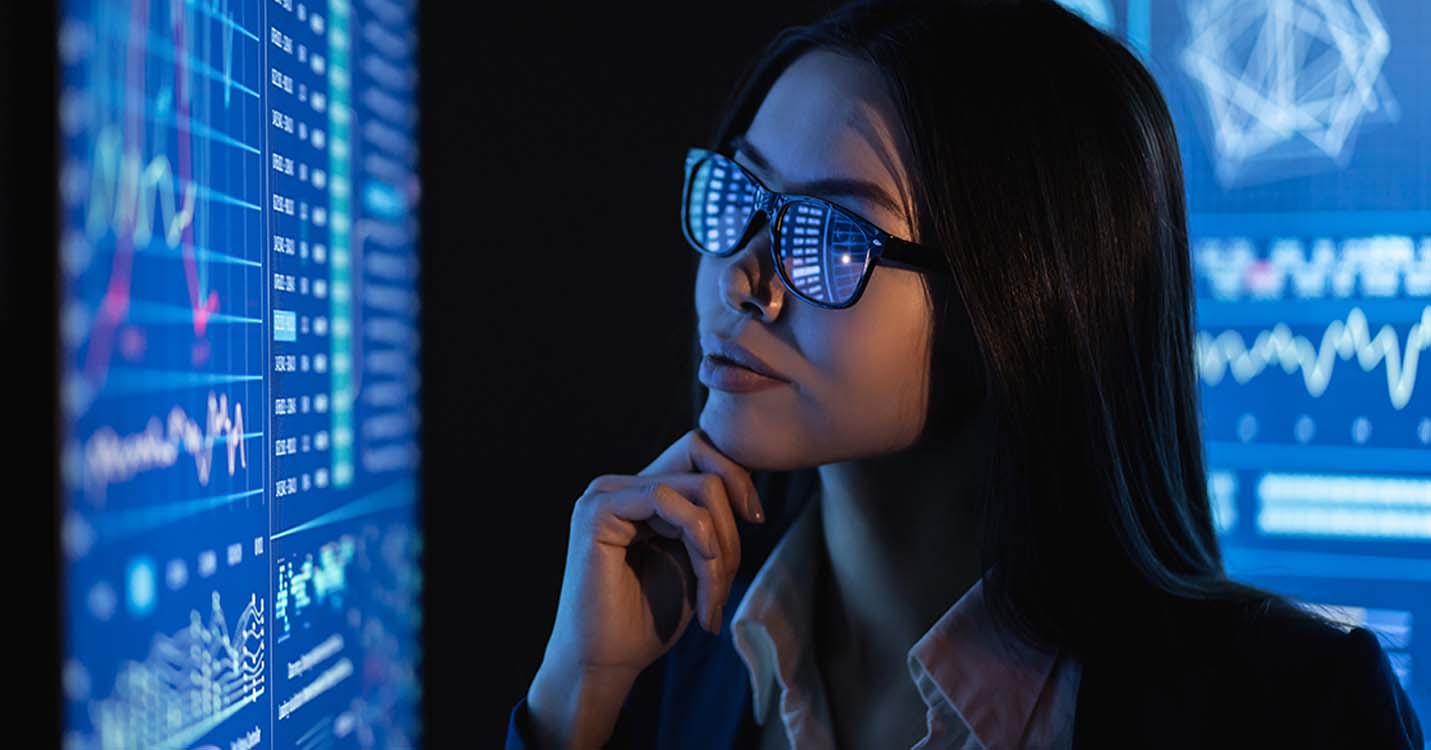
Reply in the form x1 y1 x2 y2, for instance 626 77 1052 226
686 153 876 306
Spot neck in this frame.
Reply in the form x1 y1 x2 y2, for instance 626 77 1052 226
814 401 995 662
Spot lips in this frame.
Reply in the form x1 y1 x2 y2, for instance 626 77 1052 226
698 334 790 393
700 335 789 382
699 354 787 393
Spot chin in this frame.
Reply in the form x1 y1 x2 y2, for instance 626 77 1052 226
698 395 817 472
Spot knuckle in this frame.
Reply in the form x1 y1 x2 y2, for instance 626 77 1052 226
647 481 675 503
700 554 720 580
568 497 595 535
584 473 620 495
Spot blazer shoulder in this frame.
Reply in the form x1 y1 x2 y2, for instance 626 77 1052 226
1322 624 1425 749
1190 596 1424 749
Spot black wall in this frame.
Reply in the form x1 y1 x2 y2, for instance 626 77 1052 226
417 3 839 744
5 1 62 747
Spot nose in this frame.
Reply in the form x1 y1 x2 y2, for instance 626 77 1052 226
719 212 786 321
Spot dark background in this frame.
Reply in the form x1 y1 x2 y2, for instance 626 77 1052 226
416 2 839 744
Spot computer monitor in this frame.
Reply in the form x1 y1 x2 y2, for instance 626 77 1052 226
1055 0 1428 728
55 0 421 747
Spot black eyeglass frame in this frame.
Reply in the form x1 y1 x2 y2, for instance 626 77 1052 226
681 146 951 310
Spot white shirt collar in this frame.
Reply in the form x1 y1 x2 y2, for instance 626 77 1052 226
729 490 1081 749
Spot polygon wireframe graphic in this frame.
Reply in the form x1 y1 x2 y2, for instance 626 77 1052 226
1057 0 1115 31
1181 0 1399 185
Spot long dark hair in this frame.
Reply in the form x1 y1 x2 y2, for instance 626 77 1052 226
689 0 1338 659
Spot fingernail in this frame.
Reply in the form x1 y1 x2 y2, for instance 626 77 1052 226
749 493 765 523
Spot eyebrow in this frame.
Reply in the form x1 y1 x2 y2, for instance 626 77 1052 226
730 135 907 222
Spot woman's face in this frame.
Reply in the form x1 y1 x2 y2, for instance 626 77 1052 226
695 49 936 471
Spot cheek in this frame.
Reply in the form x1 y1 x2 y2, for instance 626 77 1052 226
693 262 932 469
693 256 721 313
804 274 932 449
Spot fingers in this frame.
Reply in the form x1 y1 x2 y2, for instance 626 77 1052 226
656 473 740 571
639 429 765 524
654 473 742 627
595 481 726 634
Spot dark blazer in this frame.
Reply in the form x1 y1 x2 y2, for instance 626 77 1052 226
506 471 1425 749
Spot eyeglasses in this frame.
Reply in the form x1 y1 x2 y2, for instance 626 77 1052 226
681 146 950 309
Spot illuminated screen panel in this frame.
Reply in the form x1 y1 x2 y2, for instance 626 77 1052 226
55 0 422 748
1056 0 1429 730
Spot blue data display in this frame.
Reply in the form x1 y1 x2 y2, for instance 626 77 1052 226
56 0 421 748
1057 0 1429 730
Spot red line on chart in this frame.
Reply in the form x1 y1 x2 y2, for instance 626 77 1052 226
84 0 224 394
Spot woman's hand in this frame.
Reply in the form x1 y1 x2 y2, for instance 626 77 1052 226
525 428 765 749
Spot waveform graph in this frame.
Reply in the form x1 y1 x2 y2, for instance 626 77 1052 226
1197 305 1428 410
1197 303 1430 471
1196 302 1431 552
76 389 257 504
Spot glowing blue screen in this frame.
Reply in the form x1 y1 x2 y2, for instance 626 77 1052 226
55 0 422 747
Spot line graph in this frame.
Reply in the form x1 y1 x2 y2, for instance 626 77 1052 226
86 125 198 249
1197 306 1430 409
83 390 255 501
67 0 262 413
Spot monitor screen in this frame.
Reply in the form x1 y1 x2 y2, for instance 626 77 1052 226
1056 0 1429 728
55 0 421 747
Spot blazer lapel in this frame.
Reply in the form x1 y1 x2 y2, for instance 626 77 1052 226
657 571 760 749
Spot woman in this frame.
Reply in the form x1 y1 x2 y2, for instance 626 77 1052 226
507 0 1424 747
